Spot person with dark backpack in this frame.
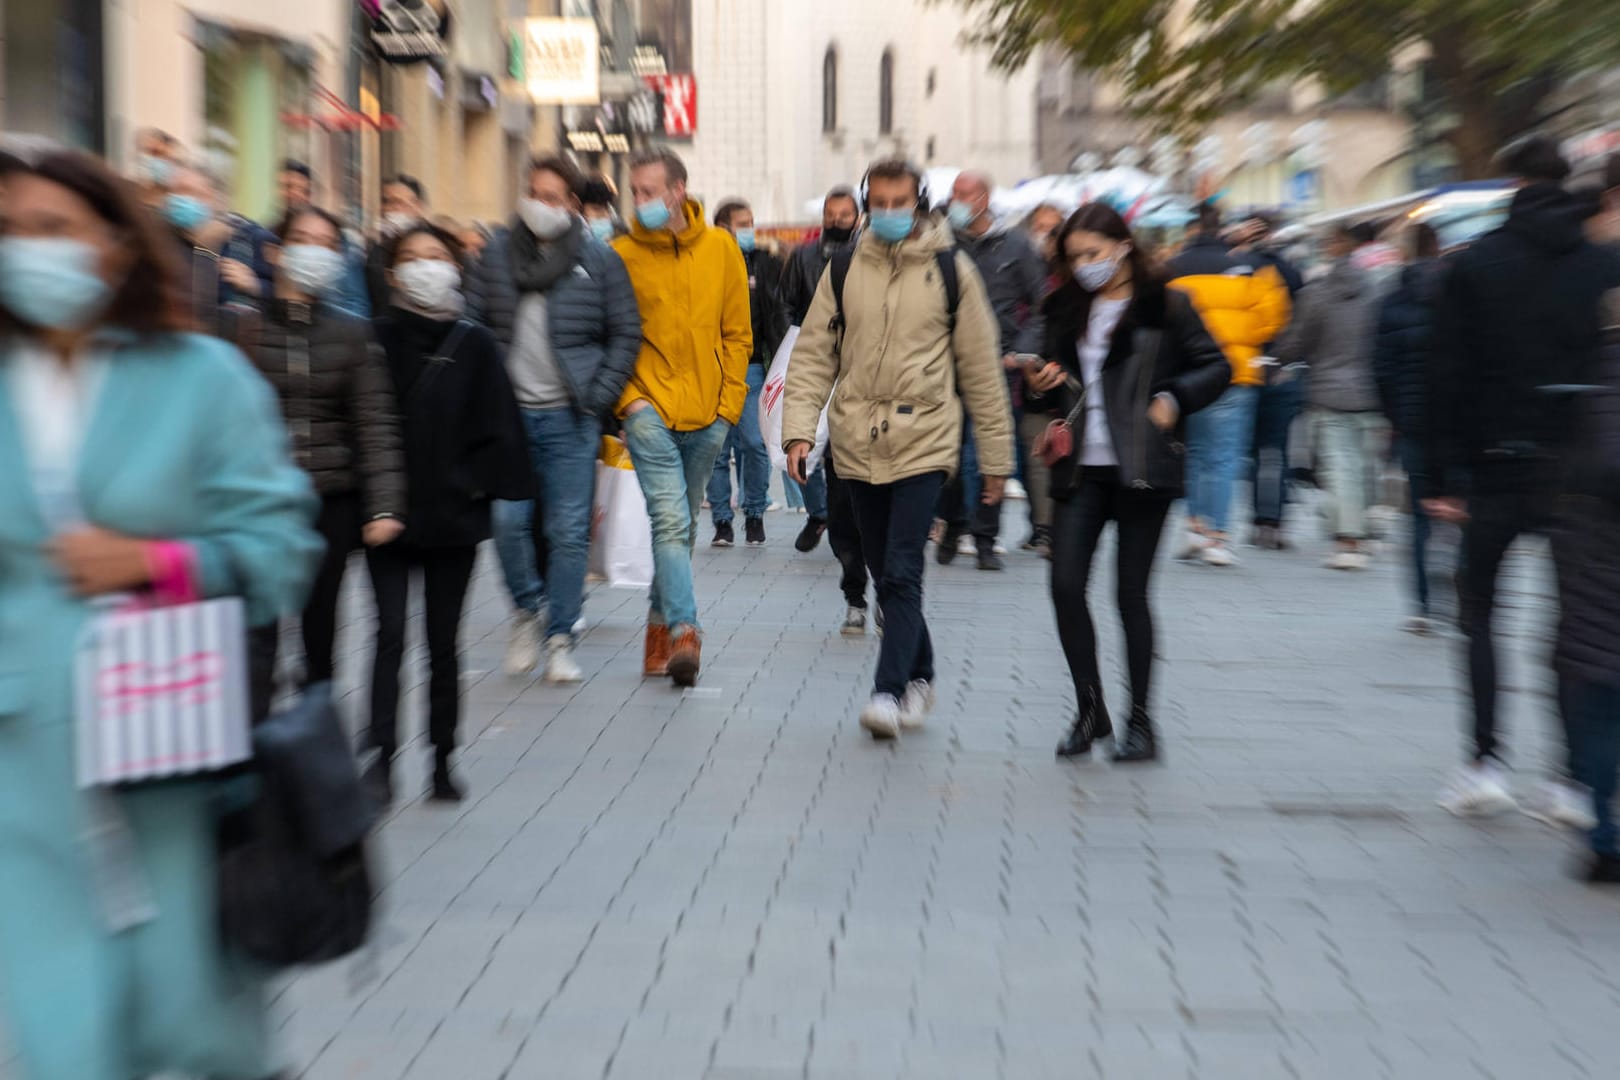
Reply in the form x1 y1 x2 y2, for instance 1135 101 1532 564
784 158 1015 740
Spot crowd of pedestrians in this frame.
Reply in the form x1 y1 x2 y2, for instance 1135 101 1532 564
2 125 1620 1079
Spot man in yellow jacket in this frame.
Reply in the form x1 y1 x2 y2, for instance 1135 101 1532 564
1165 203 1291 566
613 147 752 686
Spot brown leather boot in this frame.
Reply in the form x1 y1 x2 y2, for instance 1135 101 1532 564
643 623 671 677
666 627 702 687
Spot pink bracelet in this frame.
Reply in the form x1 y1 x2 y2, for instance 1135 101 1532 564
143 541 201 606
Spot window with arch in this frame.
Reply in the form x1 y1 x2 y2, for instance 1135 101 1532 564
879 48 895 135
822 46 838 134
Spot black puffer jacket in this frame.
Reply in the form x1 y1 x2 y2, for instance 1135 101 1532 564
781 234 854 327
1031 276 1232 496
743 248 789 365
243 299 407 520
1374 259 1444 441
1428 184 1617 496
1553 324 1620 687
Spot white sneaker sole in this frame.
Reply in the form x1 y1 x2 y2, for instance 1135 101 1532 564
859 710 900 739
1438 791 1517 818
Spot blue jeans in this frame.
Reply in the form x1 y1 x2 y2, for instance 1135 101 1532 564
1398 436 1432 616
491 408 600 640
1569 679 1620 857
1184 384 1258 536
622 407 732 631
802 465 829 518
706 365 770 524
782 472 806 510
1251 377 1302 526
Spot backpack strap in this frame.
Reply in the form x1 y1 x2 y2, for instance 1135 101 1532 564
828 248 854 336
935 249 960 333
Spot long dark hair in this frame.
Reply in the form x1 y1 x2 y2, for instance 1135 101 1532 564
0 150 191 336
1056 202 1157 290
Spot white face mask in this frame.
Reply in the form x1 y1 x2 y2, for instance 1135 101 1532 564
1074 245 1129 292
381 211 419 237
393 258 464 317
279 244 346 297
519 198 573 240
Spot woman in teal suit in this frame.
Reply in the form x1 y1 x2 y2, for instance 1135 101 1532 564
0 151 321 1077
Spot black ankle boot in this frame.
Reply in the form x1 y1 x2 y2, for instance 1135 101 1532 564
430 750 464 803
1111 706 1159 764
1057 687 1111 758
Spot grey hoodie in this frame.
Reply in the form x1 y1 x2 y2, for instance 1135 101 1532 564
1276 258 1381 412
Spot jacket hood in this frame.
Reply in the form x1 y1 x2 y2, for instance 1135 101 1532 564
1506 183 1588 254
624 198 708 251
856 215 955 263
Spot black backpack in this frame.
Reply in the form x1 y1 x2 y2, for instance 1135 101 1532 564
827 246 960 351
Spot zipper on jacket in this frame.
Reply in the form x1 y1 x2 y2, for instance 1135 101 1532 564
292 329 312 465
1131 330 1160 490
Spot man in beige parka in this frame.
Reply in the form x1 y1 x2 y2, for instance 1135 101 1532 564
784 158 1015 739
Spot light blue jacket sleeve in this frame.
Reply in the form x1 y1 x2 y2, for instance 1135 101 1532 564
181 339 323 627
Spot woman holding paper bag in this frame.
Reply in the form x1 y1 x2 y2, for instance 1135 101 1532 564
0 151 320 1078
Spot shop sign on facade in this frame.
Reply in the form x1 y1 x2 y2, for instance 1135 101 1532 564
644 74 696 137
524 18 600 105
365 0 452 63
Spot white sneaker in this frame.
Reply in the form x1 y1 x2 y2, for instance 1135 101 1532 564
899 680 935 730
1521 780 1598 831
841 605 867 636
860 693 903 739
1177 531 1210 561
542 635 583 684
1401 615 1436 636
993 540 1008 556
1438 760 1517 818
958 535 977 556
572 615 589 637
1005 478 1028 501
1324 549 1371 571
1200 542 1238 567
766 501 783 512
504 612 540 676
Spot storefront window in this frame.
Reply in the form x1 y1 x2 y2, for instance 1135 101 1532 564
198 22 312 223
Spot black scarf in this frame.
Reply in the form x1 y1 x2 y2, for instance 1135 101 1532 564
509 216 584 295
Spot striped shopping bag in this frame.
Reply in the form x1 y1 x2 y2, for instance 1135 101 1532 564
74 598 253 787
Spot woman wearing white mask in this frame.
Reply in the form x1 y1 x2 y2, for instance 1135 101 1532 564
243 207 407 718
1024 203 1230 764
366 223 534 804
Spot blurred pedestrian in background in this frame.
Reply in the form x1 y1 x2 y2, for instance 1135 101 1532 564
0 149 320 1080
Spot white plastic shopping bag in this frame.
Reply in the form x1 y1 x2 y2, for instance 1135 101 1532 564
760 325 830 473
75 597 253 787
590 438 655 589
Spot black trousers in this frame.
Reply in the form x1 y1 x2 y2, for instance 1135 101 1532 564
247 492 360 718
847 472 944 697
1461 489 1573 766
303 492 363 685
824 454 870 607
366 542 479 759
1049 468 1173 715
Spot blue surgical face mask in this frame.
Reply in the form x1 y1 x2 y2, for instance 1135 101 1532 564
947 202 979 232
869 208 916 244
279 243 346 297
587 217 617 242
138 154 174 187
164 193 212 233
0 236 114 332
636 199 672 231
734 227 756 253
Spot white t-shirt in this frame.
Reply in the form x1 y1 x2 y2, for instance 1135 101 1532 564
1077 298 1129 467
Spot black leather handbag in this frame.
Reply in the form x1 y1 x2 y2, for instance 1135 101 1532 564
218 683 376 968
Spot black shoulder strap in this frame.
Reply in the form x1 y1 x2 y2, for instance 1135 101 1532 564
829 248 854 330
408 318 475 402
935 249 960 332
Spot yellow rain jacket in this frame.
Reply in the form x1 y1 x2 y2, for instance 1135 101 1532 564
613 200 753 429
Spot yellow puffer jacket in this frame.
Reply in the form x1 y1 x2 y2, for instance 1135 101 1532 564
1165 236 1291 386
613 200 753 430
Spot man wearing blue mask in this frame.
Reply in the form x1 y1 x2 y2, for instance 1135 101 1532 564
784 158 1015 739
940 169 1049 568
706 197 787 549
164 165 273 334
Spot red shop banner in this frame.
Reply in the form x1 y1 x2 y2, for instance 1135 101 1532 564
644 74 697 137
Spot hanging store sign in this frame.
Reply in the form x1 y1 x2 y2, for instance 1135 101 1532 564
644 74 697 137
524 18 600 105
367 0 452 64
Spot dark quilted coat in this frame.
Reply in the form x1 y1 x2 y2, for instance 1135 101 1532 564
239 299 407 520
1373 259 1445 441
1553 321 1620 687
464 222 642 418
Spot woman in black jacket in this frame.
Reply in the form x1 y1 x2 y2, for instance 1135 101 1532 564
1026 204 1231 763
365 223 534 804
248 206 406 712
